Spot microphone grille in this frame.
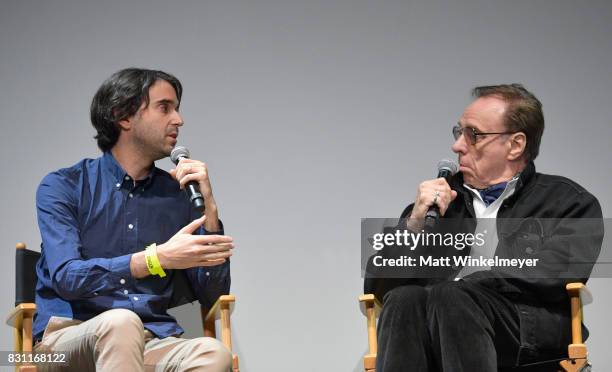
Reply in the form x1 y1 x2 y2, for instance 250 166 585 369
170 146 190 164
437 159 458 175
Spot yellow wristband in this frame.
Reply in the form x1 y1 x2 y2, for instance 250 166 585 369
145 243 166 278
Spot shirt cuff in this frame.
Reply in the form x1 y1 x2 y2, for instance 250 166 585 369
202 219 224 235
110 253 134 281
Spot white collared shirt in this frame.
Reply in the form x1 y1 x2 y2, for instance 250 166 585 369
455 176 519 279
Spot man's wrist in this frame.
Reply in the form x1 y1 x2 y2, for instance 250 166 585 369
203 198 220 232
145 243 166 277
155 243 168 268
406 216 424 232
130 251 149 279
203 195 217 212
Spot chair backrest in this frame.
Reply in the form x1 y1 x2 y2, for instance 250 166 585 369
15 244 40 306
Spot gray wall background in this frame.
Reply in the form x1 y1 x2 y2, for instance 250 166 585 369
1 0 611 371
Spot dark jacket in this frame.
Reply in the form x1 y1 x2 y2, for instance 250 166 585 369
364 162 603 362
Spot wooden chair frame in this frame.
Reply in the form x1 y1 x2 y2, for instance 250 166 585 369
359 283 592 372
6 243 239 372
203 295 240 372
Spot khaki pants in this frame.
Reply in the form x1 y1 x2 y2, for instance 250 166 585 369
33 308 232 372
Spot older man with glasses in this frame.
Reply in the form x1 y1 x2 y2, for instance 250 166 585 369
365 84 603 372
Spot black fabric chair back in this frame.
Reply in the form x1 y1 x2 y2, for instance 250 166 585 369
15 248 40 306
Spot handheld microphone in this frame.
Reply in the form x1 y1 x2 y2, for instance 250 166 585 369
424 159 458 231
170 146 205 213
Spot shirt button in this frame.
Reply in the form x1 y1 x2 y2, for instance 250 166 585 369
133 297 139 301
116 183 121 188
128 193 134 198
120 278 126 284
123 289 129 295
205 272 210 276
93 292 99 296
128 224 134 230
124 176 130 181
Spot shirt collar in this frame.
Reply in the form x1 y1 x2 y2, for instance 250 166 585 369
101 151 157 190
464 175 520 207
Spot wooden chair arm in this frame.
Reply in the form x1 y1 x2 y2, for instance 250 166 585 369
202 295 236 336
359 294 382 317
566 283 589 347
558 282 590 372
6 304 36 329
18 367 37 372
566 282 592 305
6 303 37 372
201 295 238 371
359 294 381 371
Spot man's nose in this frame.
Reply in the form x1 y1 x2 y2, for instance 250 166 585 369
451 132 467 154
172 110 184 127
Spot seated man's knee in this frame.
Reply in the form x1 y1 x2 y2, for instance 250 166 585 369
190 337 232 371
96 308 144 339
383 285 428 309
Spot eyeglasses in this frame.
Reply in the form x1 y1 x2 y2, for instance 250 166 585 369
452 125 517 145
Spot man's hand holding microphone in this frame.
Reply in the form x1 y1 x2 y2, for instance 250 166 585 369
407 160 458 231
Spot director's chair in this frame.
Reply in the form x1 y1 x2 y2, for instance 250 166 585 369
359 283 592 372
6 242 240 372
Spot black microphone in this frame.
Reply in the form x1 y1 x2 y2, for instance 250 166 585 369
423 159 458 231
170 146 205 213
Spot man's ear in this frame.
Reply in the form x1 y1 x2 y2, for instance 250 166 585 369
507 132 527 161
117 117 131 130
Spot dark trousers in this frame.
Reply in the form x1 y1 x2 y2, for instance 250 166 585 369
376 280 523 372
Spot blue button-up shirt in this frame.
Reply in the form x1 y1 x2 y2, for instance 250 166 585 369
33 152 230 340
